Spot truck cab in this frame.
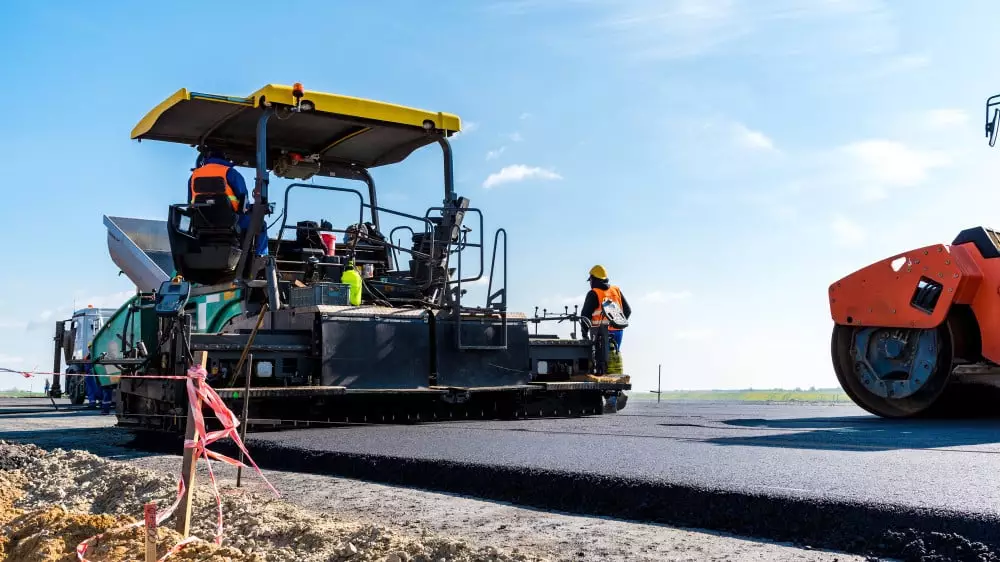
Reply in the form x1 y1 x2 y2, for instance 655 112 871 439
58 305 118 404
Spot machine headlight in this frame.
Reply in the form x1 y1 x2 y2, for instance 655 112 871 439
256 361 273 378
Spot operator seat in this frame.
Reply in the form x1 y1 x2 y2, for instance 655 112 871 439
166 189 244 286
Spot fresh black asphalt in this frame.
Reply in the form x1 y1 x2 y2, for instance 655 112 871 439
216 399 1000 561
240 400 1000 515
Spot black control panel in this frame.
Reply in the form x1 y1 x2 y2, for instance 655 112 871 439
155 279 192 317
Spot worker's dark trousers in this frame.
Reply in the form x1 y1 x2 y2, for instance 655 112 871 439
100 387 113 415
610 330 623 350
84 374 100 406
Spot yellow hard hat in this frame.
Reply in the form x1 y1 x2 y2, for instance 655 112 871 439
589 265 608 280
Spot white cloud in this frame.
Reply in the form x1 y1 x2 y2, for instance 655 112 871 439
639 290 693 303
78 290 135 310
831 214 866 246
462 276 490 286
672 328 715 341
539 289 690 309
838 139 952 191
885 54 930 73
590 0 897 61
451 121 479 140
25 318 54 332
380 191 410 204
601 0 739 56
539 294 586 308
0 354 24 365
486 146 507 160
483 165 563 189
507 132 524 142
731 122 777 151
924 109 968 129
25 290 134 331
519 112 533 120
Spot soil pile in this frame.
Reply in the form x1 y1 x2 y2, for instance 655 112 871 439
0 441 545 562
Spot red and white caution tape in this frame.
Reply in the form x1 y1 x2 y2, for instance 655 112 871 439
75 479 186 561
70 364 279 561
0 367 189 381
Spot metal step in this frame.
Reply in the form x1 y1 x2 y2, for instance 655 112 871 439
529 381 632 391
215 386 347 399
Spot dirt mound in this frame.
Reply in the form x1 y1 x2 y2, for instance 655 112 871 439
0 443 39 472
0 441 545 562
8 445 176 517
0 505 256 562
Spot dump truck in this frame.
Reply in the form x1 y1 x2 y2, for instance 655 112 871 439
80 82 629 434
826 93 1000 418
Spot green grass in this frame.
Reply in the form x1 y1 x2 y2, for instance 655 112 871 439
0 390 46 398
630 388 850 403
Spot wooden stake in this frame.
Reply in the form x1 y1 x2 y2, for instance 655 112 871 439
176 350 207 536
144 502 157 562
236 353 252 488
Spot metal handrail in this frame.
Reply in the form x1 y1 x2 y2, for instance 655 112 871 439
389 225 416 270
271 182 443 292
268 182 501 308
455 226 509 351
487 228 507 312
426 206 486 286
274 183 366 254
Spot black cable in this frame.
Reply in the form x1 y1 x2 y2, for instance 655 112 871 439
360 276 393 308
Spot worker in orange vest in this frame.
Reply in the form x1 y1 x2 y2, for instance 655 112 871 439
580 265 631 350
188 149 269 256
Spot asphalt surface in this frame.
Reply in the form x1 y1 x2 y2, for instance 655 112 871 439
225 399 1000 560
216 399 1000 516
0 397 73 408
7 398 1000 560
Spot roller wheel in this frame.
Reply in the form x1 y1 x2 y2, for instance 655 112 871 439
831 321 954 418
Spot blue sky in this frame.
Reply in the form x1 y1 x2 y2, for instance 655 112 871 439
1 0 998 393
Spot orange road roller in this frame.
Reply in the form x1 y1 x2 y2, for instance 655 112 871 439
829 227 1000 417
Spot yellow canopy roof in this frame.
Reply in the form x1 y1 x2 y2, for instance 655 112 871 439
131 84 462 172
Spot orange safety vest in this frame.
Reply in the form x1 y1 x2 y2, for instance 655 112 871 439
590 285 624 331
189 163 242 212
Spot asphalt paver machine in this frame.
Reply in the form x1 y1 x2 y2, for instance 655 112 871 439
109 83 630 433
